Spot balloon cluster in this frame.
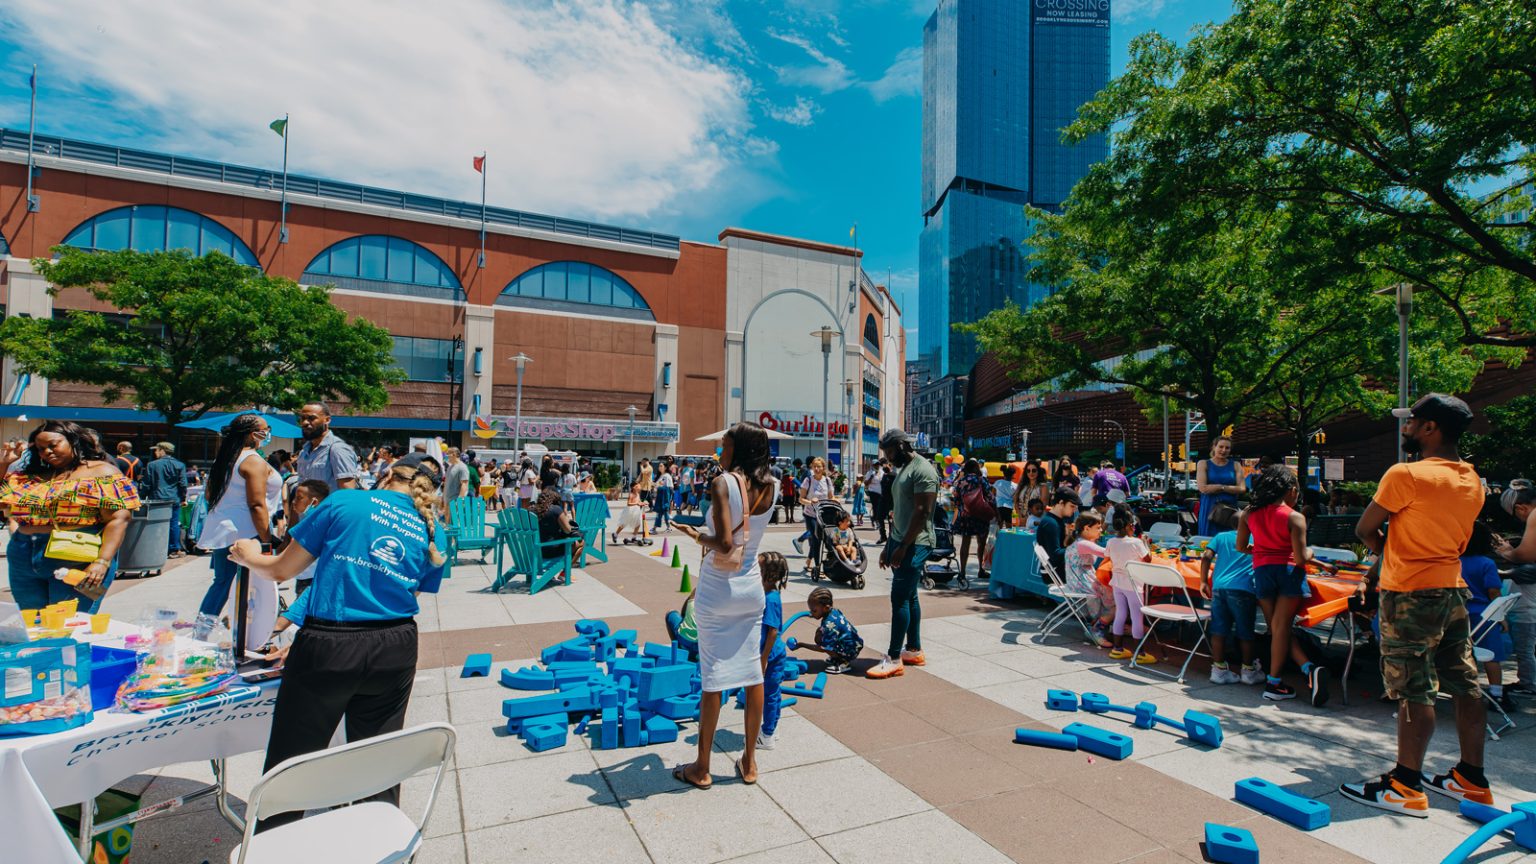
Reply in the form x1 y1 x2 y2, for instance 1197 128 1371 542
934 447 986 481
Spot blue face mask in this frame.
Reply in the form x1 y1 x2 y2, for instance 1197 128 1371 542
258 432 273 448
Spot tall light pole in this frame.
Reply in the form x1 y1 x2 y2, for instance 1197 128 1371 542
509 352 531 456
844 379 860 474
1103 418 1126 469
626 404 638 480
812 326 837 468
1394 283 1414 464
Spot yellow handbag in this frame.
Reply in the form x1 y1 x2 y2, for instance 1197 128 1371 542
45 529 103 563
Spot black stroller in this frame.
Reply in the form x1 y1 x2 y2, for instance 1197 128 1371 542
810 499 868 589
921 505 964 590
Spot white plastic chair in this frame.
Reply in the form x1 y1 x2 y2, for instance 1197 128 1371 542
1145 521 1183 546
1310 546 1358 564
1126 560 1211 683
1037 545 1096 643
230 722 457 864
1470 594 1520 739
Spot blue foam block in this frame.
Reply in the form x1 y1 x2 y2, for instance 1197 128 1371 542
638 664 695 703
781 696 798 708
1063 722 1133 760
501 666 557 690
786 637 798 650
622 699 641 747
642 642 689 664
1014 728 1079 751
1458 801 1536 853
611 629 637 650
782 685 824 698
1235 778 1330 830
503 686 596 720
1045 689 1079 712
1132 701 1159 730
599 706 618 750
1204 823 1258 864
524 724 567 752
1181 710 1223 748
643 714 679 745
461 653 493 678
574 618 611 638
655 694 700 720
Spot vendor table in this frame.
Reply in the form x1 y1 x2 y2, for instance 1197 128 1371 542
0 622 280 863
989 530 1050 600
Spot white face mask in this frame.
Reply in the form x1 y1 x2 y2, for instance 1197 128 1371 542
258 432 273 448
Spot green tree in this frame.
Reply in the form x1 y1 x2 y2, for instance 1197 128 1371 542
1464 394 1536 483
0 248 403 430
1066 0 1536 348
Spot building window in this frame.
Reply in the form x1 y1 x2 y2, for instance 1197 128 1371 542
302 235 462 301
863 314 881 355
62 205 259 266
498 261 654 321
391 335 460 382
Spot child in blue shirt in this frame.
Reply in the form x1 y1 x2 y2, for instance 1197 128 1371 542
757 552 790 750
796 586 864 674
1200 508 1262 685
1461 523 1510 704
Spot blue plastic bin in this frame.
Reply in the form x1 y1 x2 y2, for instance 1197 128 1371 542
89 645 140 710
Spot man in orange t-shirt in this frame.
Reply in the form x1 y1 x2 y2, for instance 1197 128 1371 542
1342 394 1489 818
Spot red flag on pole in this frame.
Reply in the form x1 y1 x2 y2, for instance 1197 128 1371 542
472 154 485 173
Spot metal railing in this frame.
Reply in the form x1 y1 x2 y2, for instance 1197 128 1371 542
0 129 681 252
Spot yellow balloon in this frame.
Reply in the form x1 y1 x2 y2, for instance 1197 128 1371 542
950 447 960 457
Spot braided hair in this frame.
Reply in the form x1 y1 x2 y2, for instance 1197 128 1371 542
758 550 789 591
206 413 266 507
1248 463 1298 510
387 462 447 567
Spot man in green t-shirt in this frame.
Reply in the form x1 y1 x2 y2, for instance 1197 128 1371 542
869 428 938 680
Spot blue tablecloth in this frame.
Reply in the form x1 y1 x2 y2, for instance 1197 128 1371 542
989 530 1055 601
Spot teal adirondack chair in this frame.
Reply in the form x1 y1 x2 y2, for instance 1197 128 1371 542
447 497 496 565
573 496 609 567
493 507 575 595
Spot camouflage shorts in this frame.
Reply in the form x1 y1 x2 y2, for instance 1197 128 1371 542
1379 589 1480 705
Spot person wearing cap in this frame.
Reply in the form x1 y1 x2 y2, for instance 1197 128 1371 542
230 452 447 832
1342 393 1491 818
868 428 938 680
1493 481 1536 698
142 441 188 557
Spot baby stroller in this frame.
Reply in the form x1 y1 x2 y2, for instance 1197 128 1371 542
810 499 868 589
921 505 964 590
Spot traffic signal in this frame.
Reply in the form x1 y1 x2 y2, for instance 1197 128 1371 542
1178 443 1187 460
1222 425 1234 437
1313 430 1326 444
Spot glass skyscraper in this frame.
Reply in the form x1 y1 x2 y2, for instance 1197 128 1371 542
919 0 1110 377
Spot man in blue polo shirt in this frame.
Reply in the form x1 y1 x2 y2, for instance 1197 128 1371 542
296 402 361 491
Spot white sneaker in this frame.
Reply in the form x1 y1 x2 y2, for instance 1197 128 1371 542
1240 664 1265 686
756 732 776 750
792 537 805 555
1210 665 1240 685
865 656 905 680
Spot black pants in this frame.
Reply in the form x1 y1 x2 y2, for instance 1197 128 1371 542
871 492 889 541
259 618 418 832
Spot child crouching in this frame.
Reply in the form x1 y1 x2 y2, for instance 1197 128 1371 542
795 586 864 674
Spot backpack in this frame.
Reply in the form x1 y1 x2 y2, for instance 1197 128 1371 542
961 480 997 523
118 455 140 481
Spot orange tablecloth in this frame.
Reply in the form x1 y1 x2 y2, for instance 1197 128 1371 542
1094 552 1363 626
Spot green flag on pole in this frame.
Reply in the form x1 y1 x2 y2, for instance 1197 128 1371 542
269 117 287 137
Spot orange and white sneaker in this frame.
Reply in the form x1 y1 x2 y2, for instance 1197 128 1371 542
866 656 905 679
1339 774 1430 818
900 649 927 667
1422 768 1495 806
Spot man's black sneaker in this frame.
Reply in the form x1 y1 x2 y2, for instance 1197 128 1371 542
1309 665 1331 707
1263 681 1297 701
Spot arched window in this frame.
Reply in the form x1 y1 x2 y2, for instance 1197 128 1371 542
863 313 881 355
62 205 258 265
498 261 654 321
302 235 462 301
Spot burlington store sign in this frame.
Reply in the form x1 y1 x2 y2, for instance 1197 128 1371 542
756 411 850 438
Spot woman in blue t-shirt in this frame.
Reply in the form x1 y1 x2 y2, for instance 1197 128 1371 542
231 452 446 831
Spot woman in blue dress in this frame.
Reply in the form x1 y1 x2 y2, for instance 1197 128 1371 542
1195 435 1243 536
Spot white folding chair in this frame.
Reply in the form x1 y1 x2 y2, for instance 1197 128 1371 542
1126 560 1211 683
1469 594 1520 739
1310 546 1358 564
1145 521 1183 546
230 722 457 864
1037 545 1096 644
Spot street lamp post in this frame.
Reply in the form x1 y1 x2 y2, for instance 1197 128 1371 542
1103 418 1126 469
1395 283 1414 464
626 405 638 481
844 379 860 474
812 326 837 468
509 352 531 457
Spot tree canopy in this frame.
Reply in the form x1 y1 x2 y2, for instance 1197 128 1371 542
0 247 403 429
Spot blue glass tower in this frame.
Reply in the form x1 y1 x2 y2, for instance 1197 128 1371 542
919 0 1110 377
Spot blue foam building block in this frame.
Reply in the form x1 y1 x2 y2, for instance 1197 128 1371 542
524 723 567 752
501 666 557 690
782 684 824 698
1079 692 1111 714
1045 689 1079 712
638 664 695 703
574 618 611 638
1204 823 1258 864
643 714 679 744
611 629 638 650
573 716 590 736
1014 728 1079 751
1132 701 1158 729
786 637 798 650
655 694 700 720
552 666 603 688
503 686 596 720
781 696 798 708
1181 711 1223 748
642 642 689 664
461 653 493 678
622 699 641 747
1458 801 1536 853
1235 777 1330 830
599 706 619 750
1063 722 1133 760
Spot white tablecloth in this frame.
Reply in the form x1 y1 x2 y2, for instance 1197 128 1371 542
0 623 280 863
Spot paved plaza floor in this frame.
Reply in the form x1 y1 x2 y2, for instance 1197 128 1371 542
5 510 1535 864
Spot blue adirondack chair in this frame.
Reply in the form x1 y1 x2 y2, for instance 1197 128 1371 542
573 496 609 567
493 507 575 595
446 496 496 565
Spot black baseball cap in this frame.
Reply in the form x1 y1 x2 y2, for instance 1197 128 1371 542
393 452 443 488
1391 393 1473 436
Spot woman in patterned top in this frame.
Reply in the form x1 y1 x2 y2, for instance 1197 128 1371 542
0 420 140 610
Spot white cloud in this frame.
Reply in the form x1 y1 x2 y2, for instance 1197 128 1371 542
1117 0 1169 20
767 30 855 92
865 46 923 102
2 0 757 222
764 96 822 127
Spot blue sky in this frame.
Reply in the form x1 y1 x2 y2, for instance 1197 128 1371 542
0 0 1233 352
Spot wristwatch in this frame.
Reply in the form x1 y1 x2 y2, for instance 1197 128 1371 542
91 558 110 568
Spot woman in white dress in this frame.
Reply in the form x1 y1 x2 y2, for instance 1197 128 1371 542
194 413 282 644
674 421 779 788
